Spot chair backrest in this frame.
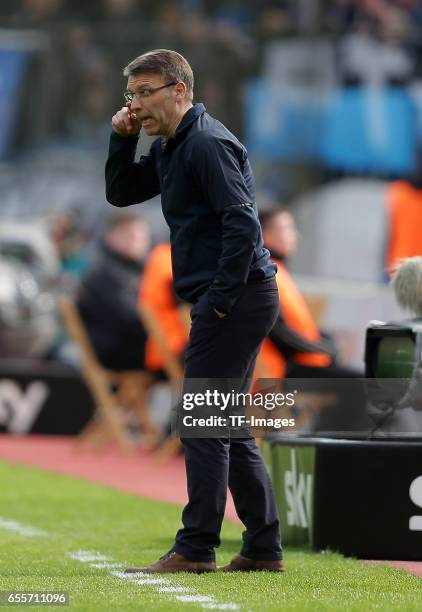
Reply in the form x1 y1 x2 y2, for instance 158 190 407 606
59 297 103 372
138 303 184 381
58 296 135 452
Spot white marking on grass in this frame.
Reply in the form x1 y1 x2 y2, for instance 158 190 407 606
202 605 240 611
70 550 240 610
110 570 149 580
68 550 110 562
135 578 168 585
89 562 124 569
158 586 193 593
176 595 215 603
0 518 240 609
110 572 169 586
0 518 47 537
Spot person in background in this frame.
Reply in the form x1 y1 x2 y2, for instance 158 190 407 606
259 208 366 435
138 242 189 443
49 210 90 285
385 148 422 277
258 208 335 379
76 212 150 372
139 242 188 378
8 0 70 27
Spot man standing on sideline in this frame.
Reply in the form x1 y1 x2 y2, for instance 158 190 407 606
106 49 283 573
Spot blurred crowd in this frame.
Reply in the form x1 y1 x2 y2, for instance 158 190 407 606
0 2 422 443
2 184 420 360
1 0 422 148
329 0 422 86
0 191 420 440
1 1 422 364
0 0 261 143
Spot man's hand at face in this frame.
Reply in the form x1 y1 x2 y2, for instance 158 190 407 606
111 104 142 137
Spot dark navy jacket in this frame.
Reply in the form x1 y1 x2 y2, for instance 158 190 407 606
105 103 276 313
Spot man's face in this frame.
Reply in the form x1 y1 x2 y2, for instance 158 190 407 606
126 73 178 137
107 220 150 261
264 212 299 258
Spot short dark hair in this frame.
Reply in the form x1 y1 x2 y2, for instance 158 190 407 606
106 212 144 231
123 49 194 101
258 208 288 231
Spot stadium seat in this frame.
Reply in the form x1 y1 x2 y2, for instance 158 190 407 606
137 303 190 462
58 298 157 453
138 303 185 381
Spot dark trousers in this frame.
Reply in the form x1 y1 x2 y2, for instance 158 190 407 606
174 278 283 562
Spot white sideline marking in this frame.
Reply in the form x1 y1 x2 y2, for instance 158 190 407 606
176 595 215 603
0 518 47 537
70 550 240 610
89 562 124 569
68 550 110 562
202 605 240 611
158 586 193 593
111 571 150 580
1 518 241 609
135 578 168 585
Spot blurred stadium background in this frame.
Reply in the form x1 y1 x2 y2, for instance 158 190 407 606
1 0 421 374
1 2 422 608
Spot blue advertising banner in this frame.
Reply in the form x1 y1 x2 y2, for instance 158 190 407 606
245 80 418 175
0 47 31 160
245 79 326 162
321 87 417 175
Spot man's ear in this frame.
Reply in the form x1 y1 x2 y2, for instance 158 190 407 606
175 81 187 100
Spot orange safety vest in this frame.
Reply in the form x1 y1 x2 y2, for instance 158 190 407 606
258 259 331 378
386 181 422 274
139 243 188 371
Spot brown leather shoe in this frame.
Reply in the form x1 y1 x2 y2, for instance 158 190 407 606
125 551 216 574
219 554 285 572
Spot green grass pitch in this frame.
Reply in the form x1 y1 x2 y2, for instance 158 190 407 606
0 460 421 611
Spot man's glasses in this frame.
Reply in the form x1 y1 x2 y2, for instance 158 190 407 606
124 82 178 103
